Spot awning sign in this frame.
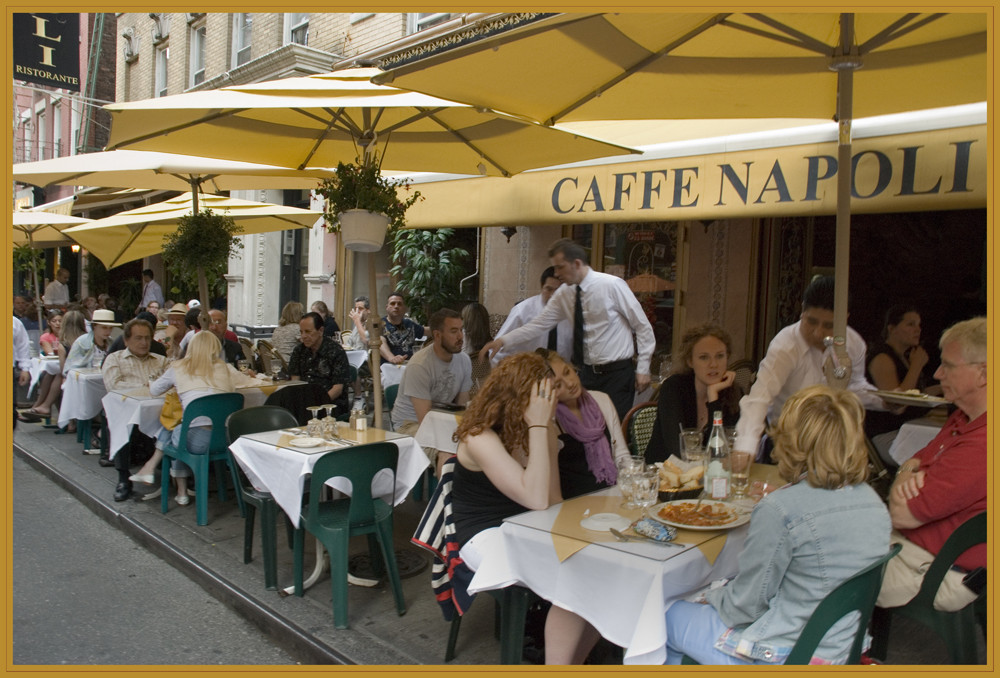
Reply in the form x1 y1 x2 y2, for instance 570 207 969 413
13 14 80 92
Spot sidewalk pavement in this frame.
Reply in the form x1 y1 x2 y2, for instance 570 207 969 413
12 415 974 666
12 417 503 665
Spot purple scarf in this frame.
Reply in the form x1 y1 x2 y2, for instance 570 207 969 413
556 390 617 484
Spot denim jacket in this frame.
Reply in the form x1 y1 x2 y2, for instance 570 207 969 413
705 481 890 663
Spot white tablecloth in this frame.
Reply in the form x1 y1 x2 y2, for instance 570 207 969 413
101 380 306 457
58 369 107 428
345 350 368 371
469 486 748 665
414 409 462 455
888 416 945 465
380 363 406 387
28 356 61 392
229 427 429 527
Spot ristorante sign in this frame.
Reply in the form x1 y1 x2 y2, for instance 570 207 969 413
403 125 985 228
13 14 80 92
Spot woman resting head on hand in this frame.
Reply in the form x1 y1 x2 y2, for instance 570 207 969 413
664 384 890 665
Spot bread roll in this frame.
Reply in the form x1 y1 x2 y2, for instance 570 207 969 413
679 466 705 484
658 469 680 489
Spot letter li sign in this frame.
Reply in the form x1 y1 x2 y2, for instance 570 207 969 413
13 14 81 92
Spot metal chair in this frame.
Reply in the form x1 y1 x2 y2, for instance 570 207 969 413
870 512 987 664
292 442 406 629
160 392 245 526
257 339 287 376
237 337 256 366
621 401 657 457
683 544 901 664
226 405 299 590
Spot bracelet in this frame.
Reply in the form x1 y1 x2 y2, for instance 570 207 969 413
528 425 549 430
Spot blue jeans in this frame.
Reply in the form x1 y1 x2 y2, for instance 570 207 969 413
157 425 212 478
665 600 756 665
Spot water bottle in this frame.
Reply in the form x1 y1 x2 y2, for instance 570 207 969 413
704 411 731 500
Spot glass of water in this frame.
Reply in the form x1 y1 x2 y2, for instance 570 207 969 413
634 466 660 518
616 455 646 509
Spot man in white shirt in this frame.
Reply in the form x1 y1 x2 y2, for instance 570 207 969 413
43 268 71 310
481 238 655 419
391 308 472 475
733 275 884 460
138 269 164 312
491 266 573 366
13 317 32 427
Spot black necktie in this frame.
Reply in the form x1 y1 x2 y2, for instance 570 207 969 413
572 285 584 366
547 327 558 351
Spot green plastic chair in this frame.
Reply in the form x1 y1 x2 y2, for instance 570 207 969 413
384 383 399 410
160 392 244 526
683 544 900 665
870 512 987 664
292 442 406 629
621 401 657 457
226 405 299 590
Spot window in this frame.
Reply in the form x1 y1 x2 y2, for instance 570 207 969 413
155 46 169 97
408 13 450 33
284 13 308 45
189 24 206 86
37 109 48 160
232 13 252 67
52 104 62 157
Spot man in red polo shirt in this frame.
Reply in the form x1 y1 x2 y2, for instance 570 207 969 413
878 316 987 611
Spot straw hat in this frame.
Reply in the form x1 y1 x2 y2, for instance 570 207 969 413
166 303 188 316
91 309 121 327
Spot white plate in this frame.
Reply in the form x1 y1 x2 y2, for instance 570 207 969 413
289 437 325 448
872 390 949 408
580 512 632 532
650 499 750 531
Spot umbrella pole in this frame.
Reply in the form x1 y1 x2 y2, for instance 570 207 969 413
833 13 857 342
367 252 384 429
29 233 44 328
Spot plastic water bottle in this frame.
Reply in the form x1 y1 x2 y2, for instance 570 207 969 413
704 411 731 500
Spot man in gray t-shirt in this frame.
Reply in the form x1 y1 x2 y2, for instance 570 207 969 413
391 308 472 474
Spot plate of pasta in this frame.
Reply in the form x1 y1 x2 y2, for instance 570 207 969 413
650 500 750 531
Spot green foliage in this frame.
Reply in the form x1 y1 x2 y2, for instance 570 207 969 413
161 208 243 296
12 245 44 296
116 278 142 318
84 255 109 296
390 229 469 323
319 161 423 237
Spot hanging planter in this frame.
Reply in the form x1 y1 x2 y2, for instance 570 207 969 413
319 160 423 252
338 209 391 252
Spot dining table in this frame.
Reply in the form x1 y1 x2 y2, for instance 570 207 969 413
229 425 430 594
101 378 306 459
414 408 463 456
57 368 108 429
887 412 948 465
28 355 62 393
467 463 784 665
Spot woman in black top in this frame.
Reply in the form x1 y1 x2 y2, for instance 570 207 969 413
645 324 742 463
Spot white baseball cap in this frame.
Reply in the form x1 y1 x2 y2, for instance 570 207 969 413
187 299 201 309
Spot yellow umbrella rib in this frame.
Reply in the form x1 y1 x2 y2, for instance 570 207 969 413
107 225 149 270
738 14 833 55
109 108 249 150
422 109 512 178
860 14 943 52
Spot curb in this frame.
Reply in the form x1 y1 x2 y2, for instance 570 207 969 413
14 441 351 666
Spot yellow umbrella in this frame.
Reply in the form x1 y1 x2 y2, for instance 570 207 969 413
61 192 321 270
103 67 637 177
376 12 986 340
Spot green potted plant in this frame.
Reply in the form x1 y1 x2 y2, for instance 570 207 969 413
319 160 423 252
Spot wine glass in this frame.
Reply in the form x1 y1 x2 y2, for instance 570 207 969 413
237 359 250 374
306 406 324 437
269 362 282 381
634 466 660 518
323 404 340 440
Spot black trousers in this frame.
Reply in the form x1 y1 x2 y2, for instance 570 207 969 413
577 359 635 421
113 428 157 482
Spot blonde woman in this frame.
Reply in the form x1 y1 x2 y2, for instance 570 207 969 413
664 385 890 665
133 331 256 504
270 301 304 362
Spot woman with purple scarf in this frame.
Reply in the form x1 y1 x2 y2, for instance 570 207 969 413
537 349 630 499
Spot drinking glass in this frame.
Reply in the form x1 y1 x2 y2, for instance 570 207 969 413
634 466 660 518
659 357 673 381
237 359 250 374
270 362 282 381
616 455 646 509
306 406 324 437
679 428 704 463
323 404 340 441
730 450 753 498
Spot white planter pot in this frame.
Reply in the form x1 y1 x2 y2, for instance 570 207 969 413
338 209 390 252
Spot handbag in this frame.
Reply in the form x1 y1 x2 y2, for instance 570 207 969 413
159 389 183 430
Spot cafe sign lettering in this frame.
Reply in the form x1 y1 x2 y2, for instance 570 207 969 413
13 14 80 92
402 125 985 228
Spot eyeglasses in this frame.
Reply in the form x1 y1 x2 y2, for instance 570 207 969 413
939 360 985 372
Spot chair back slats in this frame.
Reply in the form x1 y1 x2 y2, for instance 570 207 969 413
728 359 756 393
226 405 298 443
176 392 245 454
912 512 986 607
306 442 398 527
621 401 657 456
785 543 901 664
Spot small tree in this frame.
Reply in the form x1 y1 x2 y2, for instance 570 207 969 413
389 228 469 323
13 244 44 298
161 209 243 327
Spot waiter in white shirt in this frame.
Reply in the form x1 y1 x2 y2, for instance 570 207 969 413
491 265 574 366
733 275 886 461
43 268 71 311
137 269 165 313
481 238 655 419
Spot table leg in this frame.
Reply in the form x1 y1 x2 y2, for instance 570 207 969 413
281 537 327 596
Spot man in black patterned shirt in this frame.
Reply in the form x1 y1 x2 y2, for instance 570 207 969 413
380 292 428 364
288 312 352 414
